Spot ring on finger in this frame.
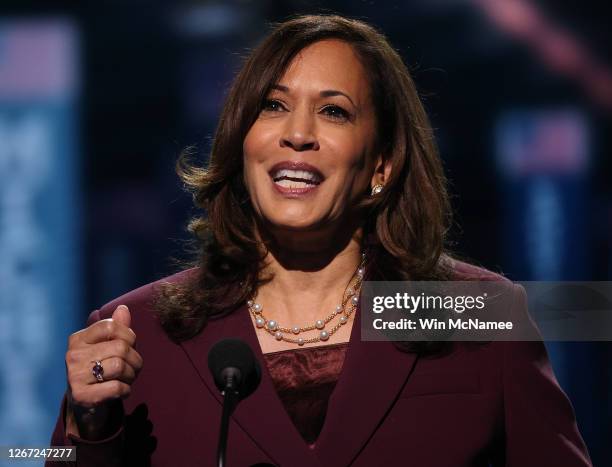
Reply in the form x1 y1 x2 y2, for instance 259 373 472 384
91 360 104 383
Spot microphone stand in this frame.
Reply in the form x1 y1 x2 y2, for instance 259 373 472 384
217 369 240 467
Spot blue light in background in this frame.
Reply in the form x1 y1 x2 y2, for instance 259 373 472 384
495 108 591 403
495 108 590 282
0 19 80 461
526 178 563 280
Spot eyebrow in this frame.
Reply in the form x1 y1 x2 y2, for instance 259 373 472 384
270 84 356 107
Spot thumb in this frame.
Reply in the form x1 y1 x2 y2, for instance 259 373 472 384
111 305 131 329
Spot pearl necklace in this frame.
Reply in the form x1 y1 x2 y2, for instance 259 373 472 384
247 252 366 346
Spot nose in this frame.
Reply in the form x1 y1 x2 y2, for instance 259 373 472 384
279 109 320 151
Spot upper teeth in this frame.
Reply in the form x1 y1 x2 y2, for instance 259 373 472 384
272 169 321 183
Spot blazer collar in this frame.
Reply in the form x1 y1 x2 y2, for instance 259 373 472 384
180 301 418 467
313 303 419 467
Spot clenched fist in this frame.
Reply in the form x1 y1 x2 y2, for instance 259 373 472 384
64 305 143 440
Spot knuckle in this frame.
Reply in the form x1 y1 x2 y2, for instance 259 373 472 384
110 380 123 394
114 340 129 356
114 358 126 374
71 388 85 404
68 333 78 346
133 351 143 368
65 349 79 365
66 366 80 382
68 328 86 345
102 320 116 337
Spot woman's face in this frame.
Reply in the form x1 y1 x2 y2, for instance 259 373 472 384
243 39 383 237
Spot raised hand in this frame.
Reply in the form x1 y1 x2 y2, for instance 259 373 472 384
64 305 143 439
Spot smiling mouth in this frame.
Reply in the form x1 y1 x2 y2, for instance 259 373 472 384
270 168 323 189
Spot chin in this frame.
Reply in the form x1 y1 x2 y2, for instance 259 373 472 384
261 212 327 233
269 218 320 232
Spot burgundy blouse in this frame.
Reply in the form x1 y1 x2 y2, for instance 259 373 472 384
262 342 349 447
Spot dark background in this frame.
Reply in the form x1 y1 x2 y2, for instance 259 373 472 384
1 0 611 464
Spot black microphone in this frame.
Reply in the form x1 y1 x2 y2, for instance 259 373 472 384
208 338 261 467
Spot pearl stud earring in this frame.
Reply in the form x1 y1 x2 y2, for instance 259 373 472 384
371 184 384 196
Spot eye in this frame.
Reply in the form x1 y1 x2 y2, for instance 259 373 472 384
261 98 286 113
321 104 351 122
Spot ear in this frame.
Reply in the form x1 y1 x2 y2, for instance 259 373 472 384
370 153 392 189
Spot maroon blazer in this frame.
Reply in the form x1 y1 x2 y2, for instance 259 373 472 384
49 262 592 467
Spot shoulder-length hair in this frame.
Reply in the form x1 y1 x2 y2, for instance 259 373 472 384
155 14 454 353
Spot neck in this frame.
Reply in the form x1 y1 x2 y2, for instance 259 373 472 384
254 230 364 325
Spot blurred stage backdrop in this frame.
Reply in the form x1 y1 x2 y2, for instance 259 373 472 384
0 1 610 465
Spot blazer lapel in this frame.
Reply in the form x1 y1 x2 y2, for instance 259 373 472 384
314 303 419 467
180 305 323 467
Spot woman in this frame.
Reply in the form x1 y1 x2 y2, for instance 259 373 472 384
49 14 592 466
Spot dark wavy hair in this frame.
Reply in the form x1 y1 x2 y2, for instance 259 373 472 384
155 14 456 354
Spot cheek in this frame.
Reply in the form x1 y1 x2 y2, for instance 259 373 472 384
325 137 370 184
244 120 278 152
242 125 270 188
243 127 260 166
